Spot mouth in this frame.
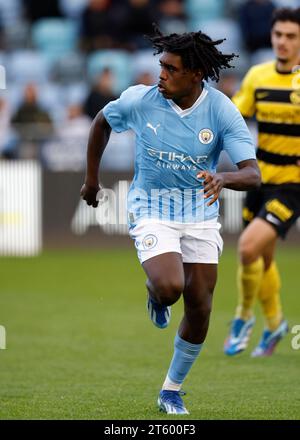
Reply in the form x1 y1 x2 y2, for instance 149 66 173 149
277 47 288 54
158 83 167 93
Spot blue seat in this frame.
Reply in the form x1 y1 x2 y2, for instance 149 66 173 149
38 82 65 122
52 52 86 84
63 82 89 106
0 0 23 28
7 50 51 84
188 18 242 54
32 18 79 63
87 50 132 95
185 0 224 21
132 49 160 83
59 0 89 19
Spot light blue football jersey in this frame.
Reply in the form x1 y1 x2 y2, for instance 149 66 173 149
103 83 256 227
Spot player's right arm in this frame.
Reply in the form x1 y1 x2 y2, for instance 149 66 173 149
81 84 147 207
80 110 111 208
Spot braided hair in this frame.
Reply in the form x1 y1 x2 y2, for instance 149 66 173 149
148 25 238 82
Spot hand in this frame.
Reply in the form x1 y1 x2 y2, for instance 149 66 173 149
80 182 101 208
197 171 225 206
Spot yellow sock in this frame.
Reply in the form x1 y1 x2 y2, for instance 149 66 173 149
258 261 282 331
235 257 264 320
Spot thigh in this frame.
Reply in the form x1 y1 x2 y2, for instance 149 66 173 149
239 217 277 257
183 263 217 303
143 252 185 292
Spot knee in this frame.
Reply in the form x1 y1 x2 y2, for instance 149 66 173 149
238 235 259 265
194 298 212 318
148 278 183 306
184 288 213 316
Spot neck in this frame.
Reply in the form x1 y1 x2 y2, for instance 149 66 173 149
173 84 203 110
276 55 300 73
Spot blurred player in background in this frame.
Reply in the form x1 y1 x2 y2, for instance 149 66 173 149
224 7 300 358
81 26 260 414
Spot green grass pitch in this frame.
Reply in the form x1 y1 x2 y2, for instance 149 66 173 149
0 246 299 419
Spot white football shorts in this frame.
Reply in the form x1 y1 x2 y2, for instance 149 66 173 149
129 219 223 264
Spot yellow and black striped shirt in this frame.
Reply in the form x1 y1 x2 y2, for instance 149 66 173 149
232 61 300 185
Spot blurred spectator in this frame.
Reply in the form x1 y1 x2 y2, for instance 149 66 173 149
158 0 186 34
238 0 276 53
22 0 64 23
12 83 53 159
83 68 116 119
80 0 115 51
117 0 158 50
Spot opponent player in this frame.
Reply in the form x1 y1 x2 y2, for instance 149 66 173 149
81 27 261 414
224 8 300 357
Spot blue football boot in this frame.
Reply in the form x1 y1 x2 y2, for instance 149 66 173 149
251 319 289 357
147 294 171 329
158 390 189 415
224 317 255 356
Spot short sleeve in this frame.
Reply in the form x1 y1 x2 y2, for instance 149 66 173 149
103 85 145 133
232 67 256 118
220 98 256 164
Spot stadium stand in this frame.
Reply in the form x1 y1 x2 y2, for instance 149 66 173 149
1 0 298 168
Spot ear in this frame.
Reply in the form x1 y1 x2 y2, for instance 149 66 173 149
192 70 203 83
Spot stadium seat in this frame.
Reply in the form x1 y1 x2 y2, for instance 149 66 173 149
38 82 66 122
59 0 89 19
0 0 23 29
63 82 89 106
132 50 160 83
87 50 132 95
51 52 86 84
4 20 31 51
188 18 242 54
32 18 79 63
185 0 225 21
7 50 51 84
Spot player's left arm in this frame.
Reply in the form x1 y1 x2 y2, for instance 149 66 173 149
197 160 260 206
197 159 260 206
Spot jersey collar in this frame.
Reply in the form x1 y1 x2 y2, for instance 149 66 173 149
166 85 208 118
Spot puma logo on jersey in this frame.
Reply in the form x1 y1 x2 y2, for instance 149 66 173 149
147 122 160 135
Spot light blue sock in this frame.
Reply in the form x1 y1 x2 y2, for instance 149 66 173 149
163 333 203 390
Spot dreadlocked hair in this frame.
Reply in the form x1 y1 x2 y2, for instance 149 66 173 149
147 24 238 82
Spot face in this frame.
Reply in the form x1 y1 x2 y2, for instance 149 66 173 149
158 52 201 100
271 21 300 64
24 84 37 104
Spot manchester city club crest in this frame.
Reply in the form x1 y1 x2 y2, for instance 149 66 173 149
142 234 158 250
199 128 214 144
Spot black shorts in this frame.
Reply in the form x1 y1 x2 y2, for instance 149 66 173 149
243 184 300 239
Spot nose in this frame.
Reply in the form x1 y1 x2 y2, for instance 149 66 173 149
159 67 167 82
